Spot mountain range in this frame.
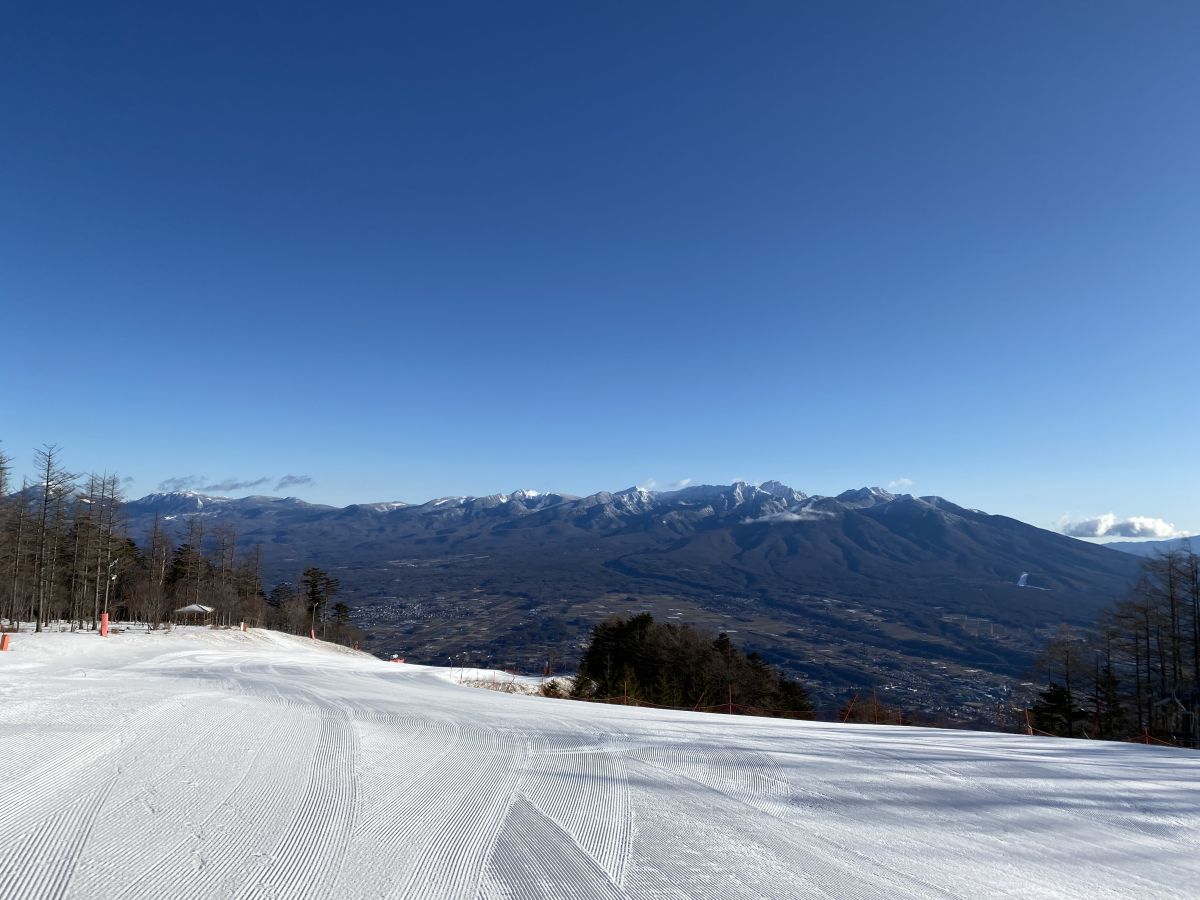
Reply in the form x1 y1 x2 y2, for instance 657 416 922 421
124 482 1144 715
1104 535 1196 557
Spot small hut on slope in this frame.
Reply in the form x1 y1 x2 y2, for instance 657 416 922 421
174 603 215 625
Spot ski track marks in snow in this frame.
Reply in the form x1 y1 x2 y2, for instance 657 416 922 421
111 700 318 900
479 795 627 900
0 695 211 900
386 719 525 899
1 629 1199 900
237 709 358 900
516 726 631 889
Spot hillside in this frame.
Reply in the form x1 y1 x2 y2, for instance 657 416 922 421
1107 535 1196 557
0 626 1196 899
123 483 1142 711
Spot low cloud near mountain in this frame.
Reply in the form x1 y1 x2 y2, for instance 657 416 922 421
1062 513 1188 539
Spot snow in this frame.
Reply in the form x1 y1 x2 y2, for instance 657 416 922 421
0 628 1197 899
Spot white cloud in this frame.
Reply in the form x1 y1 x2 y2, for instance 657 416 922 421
637 478 657 491
888 477 914 491
1061 513 1189 539
667 478 692 490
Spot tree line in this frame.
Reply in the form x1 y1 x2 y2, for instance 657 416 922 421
0 443 360 647
1032 546 1200 746
568 613 812 717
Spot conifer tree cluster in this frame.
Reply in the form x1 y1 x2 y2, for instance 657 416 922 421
570 613 811 717
1032 548 1200 745
0 443 361 647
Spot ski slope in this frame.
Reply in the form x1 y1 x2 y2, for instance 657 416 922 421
1 628 1197 899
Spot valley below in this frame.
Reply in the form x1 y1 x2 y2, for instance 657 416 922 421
353 577 1066 723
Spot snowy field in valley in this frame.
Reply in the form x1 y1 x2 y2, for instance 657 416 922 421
1 628 1198 899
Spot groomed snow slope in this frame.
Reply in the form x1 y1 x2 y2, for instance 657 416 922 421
1 629 1198 899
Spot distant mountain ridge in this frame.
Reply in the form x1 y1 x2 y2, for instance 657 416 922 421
1106 535 1195 558
121 481 1003 532
123 480 1142 710
123 480 1139 609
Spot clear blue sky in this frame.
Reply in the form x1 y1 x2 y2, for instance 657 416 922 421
2 2 1197 536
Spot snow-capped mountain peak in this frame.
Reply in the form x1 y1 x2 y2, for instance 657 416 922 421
835 487 897 509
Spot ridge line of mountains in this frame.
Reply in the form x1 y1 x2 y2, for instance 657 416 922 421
123 480 1149 717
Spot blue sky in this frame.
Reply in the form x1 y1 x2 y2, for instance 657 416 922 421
2 2 1197 537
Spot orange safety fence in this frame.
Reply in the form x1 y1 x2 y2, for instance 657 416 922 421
1122 727 1183 748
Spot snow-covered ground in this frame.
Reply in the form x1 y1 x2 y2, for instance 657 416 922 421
1 628 1198 899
